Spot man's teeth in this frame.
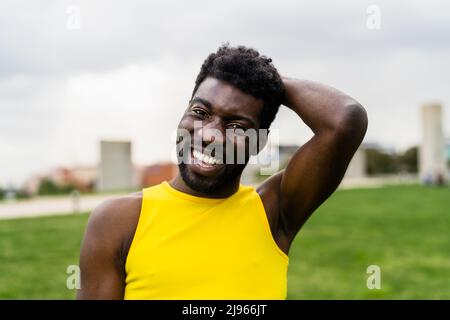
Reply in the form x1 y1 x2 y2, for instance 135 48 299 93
193 149 218 165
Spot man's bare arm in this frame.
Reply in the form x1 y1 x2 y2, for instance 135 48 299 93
277 77 368 243
76 195 141 300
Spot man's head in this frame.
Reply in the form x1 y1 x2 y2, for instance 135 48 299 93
176 44 284 194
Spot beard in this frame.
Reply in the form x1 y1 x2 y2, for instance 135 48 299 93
178 162 247 195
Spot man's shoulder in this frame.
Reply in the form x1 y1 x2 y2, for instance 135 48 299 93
90 192 143 226
95 192 142 213
85 192 143 257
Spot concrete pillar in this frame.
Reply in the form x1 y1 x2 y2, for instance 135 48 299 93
98 140 135 191
344 147 367 179
419 103 447 184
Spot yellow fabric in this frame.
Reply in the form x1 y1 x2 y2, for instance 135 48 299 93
124 181 289 300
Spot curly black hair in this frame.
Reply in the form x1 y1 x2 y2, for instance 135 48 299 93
192 44 285 129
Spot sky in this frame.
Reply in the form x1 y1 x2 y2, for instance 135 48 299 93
1 0 449 186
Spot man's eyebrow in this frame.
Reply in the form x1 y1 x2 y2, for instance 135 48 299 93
226 115 257 128
189 97 212 109
189 96 257 128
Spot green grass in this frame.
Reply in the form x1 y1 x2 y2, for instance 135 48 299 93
287 185 450 299
0 213 88 299
0 185 449 299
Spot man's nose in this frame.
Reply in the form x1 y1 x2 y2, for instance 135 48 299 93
197 121 224 145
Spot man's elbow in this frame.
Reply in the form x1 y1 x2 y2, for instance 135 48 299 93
335 102 368 140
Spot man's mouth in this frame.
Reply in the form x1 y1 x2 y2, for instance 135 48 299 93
189 147 225 176
192 149 220 165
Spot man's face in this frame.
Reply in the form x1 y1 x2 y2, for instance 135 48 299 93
176 77 265 194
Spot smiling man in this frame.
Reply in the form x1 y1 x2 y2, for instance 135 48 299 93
77 44 368 300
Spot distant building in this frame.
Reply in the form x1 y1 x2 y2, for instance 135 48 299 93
445 138 450 178
241 144 299 186
445 138 450 162
139 162 178 187
49 166 96 190
98 140 136 192
23 165 97 195
419 103 447 184
68 166 97 191
279 145 299 168
23 174 44 195
344 145 367 179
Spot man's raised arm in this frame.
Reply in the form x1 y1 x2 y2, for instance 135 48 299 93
278 77 368 242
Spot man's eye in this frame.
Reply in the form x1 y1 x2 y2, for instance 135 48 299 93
192 109 208 117
229 124 246 132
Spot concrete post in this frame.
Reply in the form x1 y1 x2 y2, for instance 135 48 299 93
419 104 447 184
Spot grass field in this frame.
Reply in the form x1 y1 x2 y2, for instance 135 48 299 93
1 185 449 299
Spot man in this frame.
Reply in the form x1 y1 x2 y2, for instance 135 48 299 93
77 44 368 299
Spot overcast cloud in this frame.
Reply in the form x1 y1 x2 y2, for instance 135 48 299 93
1 0 449 185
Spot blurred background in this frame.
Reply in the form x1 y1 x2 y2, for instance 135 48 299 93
0 0 449 299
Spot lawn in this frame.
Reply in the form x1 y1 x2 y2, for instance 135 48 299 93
0 185 449 299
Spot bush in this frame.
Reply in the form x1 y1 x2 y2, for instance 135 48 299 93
366 146 418 175
37 178 75 195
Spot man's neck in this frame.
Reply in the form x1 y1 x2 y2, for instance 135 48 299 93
169 175 240 199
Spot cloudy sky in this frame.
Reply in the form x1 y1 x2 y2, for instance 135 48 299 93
1 0 449 186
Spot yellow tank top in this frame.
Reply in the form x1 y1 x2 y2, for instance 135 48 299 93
124 181 289 300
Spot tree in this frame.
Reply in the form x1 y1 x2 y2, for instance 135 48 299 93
38 178 75 195
365 148 397 174
365 146 418 175
400 146 418 173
